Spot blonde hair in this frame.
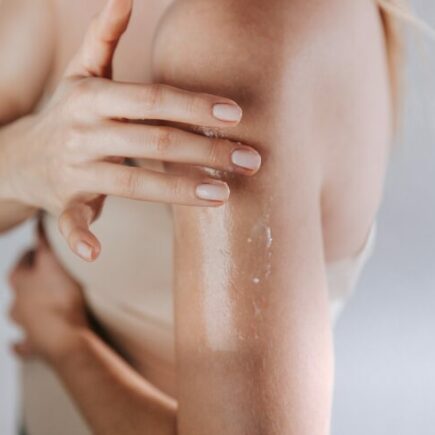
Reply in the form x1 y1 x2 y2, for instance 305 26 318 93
377 0 406 110
377 0 435 108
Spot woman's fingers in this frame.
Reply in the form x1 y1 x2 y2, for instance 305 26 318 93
11 341 35 360
58 201 103 262
87 81 243 127
16 249 37 270
90 123 261 174
66 0 132 78
84 162 230 206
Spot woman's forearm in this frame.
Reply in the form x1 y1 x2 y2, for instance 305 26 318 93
48 327 177 435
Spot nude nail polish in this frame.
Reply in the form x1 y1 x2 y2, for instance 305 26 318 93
231 149 262 171
76 242 93 261
196 183 230 202
212 104 242 122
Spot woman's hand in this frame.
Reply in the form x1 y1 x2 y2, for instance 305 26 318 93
9 227 178 435
0 0 261 261
8 228 88 364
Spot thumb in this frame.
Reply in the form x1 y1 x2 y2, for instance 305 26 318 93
58 198 105 262
65 0 133 78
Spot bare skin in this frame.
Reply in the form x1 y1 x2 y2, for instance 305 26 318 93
8 0 392 434
9 233 177 435
153 1 391 433
0 0 260 260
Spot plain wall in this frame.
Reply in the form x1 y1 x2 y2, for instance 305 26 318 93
1 1 435 434
333 1 435 433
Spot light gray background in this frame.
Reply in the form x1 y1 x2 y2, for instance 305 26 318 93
1 2 435 434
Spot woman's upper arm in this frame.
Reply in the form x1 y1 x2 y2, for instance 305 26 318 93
151 2 353 434
0 0 54 122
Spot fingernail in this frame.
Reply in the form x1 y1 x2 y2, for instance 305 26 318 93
231 149 262 171
76 242 93 261
196 182 230 202
212 104 242 122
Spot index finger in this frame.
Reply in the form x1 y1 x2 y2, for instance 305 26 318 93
66 0 132 78
90 81 243 127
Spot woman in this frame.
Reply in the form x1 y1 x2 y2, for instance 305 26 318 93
1 0 259 433
4 0 399 434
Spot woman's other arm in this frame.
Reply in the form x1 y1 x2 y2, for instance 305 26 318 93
9 237 177 435
153 0 389 433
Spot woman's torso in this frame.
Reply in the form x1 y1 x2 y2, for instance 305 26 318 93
22 1 390 434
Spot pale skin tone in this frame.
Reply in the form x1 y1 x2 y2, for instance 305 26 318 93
6 0 392 434
10 229 178 435
0 0 261 259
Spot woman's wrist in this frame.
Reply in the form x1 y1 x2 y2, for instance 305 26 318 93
45 324 92 369
0 116 38 212
0 115 32 202
0 126 15 201
0 125 37 231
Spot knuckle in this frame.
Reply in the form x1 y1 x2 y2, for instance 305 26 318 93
207 138 227 166
170 176 189 200
143 84 163 111
153 127 173 155
65 127 86 153
118 169 140 197
185 94 206 116
69 81 88 104
66 78 94 111
70 167 92 195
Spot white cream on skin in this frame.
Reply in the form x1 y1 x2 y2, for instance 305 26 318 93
248 215 274 285
194 125 275 348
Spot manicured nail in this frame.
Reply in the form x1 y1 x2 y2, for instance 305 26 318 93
231 149 262 171
212 104 242 122
76 242 93 261
196 182 230 202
